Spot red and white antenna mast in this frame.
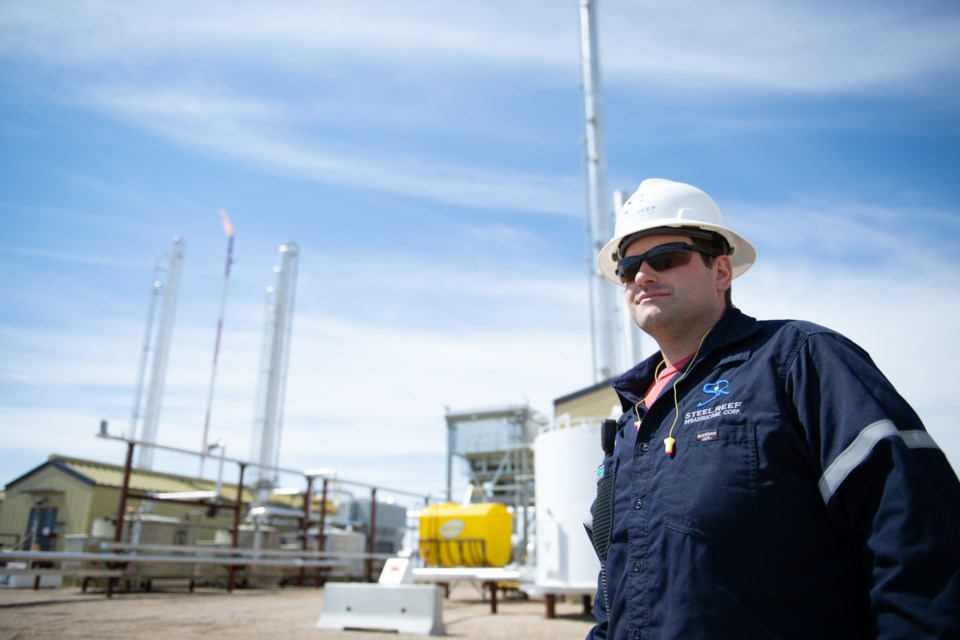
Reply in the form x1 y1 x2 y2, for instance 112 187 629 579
199 209 235 476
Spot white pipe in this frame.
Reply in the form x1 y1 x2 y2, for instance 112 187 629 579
138 236 184 469
129 259 163 438
579 0 620 382
0 550 346 568
253 242 299 502
99 542 393 560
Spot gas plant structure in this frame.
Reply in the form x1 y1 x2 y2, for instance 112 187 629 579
129 236 301 498
0 236 428 593
4 3 639 610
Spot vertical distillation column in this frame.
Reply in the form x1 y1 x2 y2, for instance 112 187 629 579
580 0 621 383
251 242 299 503
129 258 163 440
137 236 184 470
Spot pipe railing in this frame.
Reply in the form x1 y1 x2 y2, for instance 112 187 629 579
98 542 395 561
0 549 347 568
96 426 434 591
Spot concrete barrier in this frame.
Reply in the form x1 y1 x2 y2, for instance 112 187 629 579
317 583 445 636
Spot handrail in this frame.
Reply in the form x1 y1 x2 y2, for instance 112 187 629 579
97 431 432 500
5 531 35 552
98 541 394 561
0 550 346 569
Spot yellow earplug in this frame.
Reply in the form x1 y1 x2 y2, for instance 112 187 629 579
664 437 676 455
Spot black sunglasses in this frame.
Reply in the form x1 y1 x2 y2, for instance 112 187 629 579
616 242 716 284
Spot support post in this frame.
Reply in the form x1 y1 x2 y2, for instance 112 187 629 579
298 475 313 586
366 488 378 582
227 463 245 592
545 593 557 619
107 441 136 598
315 478 329 586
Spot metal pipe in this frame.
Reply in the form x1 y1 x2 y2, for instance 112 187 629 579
579 0 620 382
366 487 378 582
316 477 329 586
129 259 163 438
445 413 455 503
299 476 313 585
253 242 299 502
216 442 226 497
97 542 389 560
99 433 290 476
139 236 184 469
228 462 245 593
0 550 345 568
119 491 237 510
108 441 136 598
98 431 431 500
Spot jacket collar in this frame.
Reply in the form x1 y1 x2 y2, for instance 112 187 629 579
611 306 761 408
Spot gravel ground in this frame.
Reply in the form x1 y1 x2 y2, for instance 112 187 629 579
0 583 596 639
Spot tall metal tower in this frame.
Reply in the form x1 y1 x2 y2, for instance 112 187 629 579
136 236 184 470
579 0 623 382
250 242 299 504
199 210 235 476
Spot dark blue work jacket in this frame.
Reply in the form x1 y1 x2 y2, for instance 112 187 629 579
586 307 960 639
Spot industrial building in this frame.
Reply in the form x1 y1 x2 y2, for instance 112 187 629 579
0 376 617 596
0 454 252 553
0 451 418 591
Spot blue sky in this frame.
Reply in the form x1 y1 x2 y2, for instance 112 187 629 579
1 1 958 503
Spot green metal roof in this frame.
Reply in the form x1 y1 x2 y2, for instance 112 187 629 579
9 455 327 511
48 455 264 502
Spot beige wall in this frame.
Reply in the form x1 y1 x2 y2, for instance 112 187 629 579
88 486 241 542
555 385 621 423
0 466 95 551
0 467 247 550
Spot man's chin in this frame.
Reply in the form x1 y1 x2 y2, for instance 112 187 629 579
634 311 668 335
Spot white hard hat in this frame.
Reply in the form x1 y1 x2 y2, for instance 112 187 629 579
597 178 756 283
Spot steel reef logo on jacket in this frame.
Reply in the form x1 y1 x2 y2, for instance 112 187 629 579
684 379 743 424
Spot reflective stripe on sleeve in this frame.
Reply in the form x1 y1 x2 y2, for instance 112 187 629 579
818 419 939 504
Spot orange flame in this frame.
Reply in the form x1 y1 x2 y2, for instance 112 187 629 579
218 208 234 237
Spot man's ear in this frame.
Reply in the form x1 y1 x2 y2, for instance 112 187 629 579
715 255 733 293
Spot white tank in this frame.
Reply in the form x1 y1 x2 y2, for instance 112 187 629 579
90 517 116 539
533 422 602 590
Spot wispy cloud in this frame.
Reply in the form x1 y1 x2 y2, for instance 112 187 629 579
732 196 959 268
5 0 956 225
603 1 960 94
0 1 575 71
6 1 955 97
0 245 150 270
0 278 592 495
78 84 582 216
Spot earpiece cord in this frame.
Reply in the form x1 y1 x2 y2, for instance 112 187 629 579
662 328 712 454
632 328 712 454
633 359 667 423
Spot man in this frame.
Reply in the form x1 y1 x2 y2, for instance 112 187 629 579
585 178 960 639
